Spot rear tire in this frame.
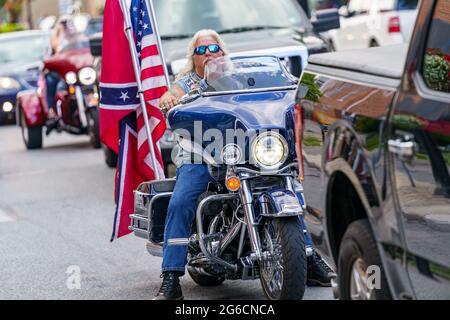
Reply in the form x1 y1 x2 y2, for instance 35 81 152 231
260 217 307 300
20 110 42 149
87 108 101 149
188 269 225 287
104 145 118 168
338 219 392 300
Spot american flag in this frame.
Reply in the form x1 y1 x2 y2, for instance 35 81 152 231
99 0 167 239
130 0 167 180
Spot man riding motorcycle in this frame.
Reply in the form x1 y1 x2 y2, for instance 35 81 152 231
45 15 88 135
155 29 334 300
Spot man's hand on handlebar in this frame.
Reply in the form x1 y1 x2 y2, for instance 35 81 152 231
159 85 185 113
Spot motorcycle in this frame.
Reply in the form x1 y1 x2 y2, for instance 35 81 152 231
16 35 100 149
130 56 307 300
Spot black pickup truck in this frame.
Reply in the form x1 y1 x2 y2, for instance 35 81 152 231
295 0 449 300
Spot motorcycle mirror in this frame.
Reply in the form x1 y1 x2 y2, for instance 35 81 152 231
179 89 201 105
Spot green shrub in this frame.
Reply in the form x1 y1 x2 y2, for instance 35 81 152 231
0 22 25 33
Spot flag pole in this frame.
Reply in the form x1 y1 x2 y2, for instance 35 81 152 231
144 0 171 89
118 0 161 180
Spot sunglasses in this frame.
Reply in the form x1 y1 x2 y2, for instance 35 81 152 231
194 44 221 55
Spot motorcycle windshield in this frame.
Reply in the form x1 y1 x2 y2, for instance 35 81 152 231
203 56 297 94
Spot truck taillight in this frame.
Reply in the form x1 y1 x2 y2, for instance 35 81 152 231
389 16 401 33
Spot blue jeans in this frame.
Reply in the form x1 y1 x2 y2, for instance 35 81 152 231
45 72 61 111
162 164 214 273
162 164 313 274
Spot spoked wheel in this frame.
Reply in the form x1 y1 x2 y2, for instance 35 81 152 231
259 217 306 300
20 110 42 149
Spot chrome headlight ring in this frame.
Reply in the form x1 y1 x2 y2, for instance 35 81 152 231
221 143 243 166
65 72 77 85
251 131 289 170
0 77 21 90
78 67 96 86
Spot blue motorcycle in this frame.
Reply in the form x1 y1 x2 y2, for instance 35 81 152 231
130 56 307 300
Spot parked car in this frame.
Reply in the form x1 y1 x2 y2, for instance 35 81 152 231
326 0 419 51
294 0 450 300
90 0 340 175
0 30 50 124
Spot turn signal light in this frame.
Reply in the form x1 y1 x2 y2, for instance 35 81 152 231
68 86 76 95
226 176 241 192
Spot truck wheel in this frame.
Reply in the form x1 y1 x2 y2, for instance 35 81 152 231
87 108 101 149
188 269 225 286
20 111 42 149
259 217 307 300
338 219 392 300
104 145 118 168
369 39 379 47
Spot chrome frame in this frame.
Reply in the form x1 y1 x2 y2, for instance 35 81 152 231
74 85 88 128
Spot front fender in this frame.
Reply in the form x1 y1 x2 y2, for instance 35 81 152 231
323 119 382 220
16 89 46 127
258 189 303 218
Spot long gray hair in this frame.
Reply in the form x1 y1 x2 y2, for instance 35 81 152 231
176 29 230 79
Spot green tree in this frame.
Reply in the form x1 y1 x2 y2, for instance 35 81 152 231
2 0 23 24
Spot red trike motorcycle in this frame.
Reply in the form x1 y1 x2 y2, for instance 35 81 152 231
16 36 100 149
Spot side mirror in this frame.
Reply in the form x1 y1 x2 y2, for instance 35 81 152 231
338 5 349 17
311 8 340 33
89 33 102 57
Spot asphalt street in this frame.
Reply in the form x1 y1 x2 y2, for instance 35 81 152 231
0 125 333 300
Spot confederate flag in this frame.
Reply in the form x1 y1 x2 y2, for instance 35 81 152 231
100 0 167 240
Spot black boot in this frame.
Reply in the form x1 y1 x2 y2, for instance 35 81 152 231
153 271 183 300
45 117 59 136
307 250 336 287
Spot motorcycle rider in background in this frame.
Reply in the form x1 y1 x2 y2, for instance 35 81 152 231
45 15 79 134
154 29 335 300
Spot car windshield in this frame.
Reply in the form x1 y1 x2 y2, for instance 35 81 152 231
0 34 49 64
203 56 297 93
154 0 310 39
59 34 90 52
85 18 103 36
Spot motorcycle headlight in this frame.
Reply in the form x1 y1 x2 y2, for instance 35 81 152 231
0 77 21 90
221 144 243 165
78 67 96 86
65 72 77 85
252 132 288 170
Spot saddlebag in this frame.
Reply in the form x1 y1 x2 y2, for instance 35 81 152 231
129 179 175 243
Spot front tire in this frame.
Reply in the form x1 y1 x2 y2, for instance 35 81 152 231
103 145 118 168
87 108 101 149
259 217 307 300
20 110 42 149
338 219 392 300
